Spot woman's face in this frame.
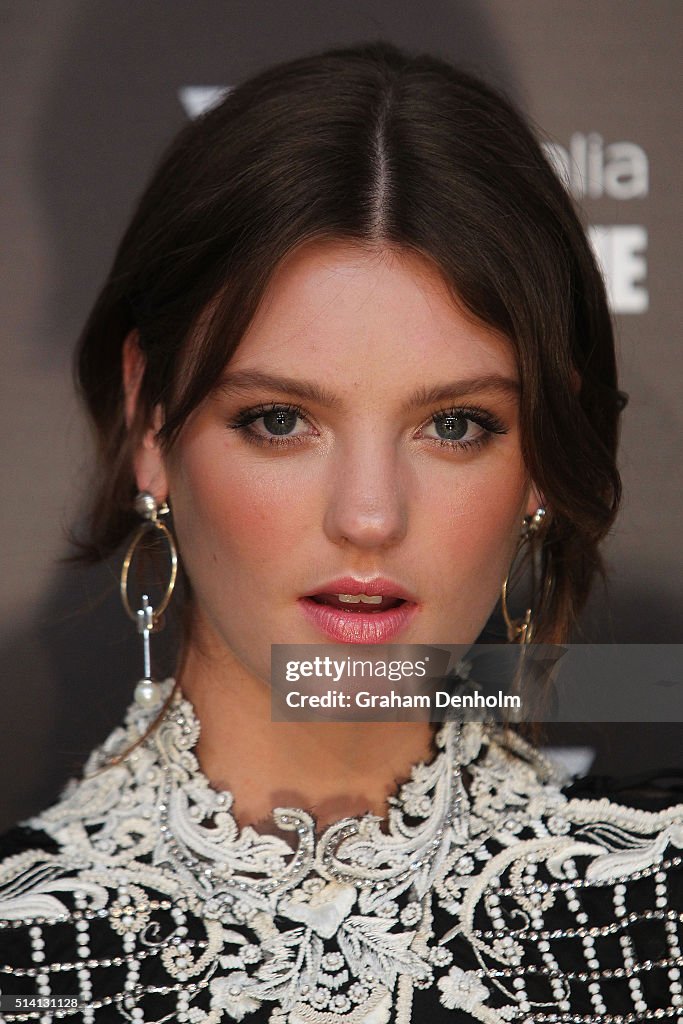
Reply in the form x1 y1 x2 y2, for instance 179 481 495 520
139 239 542 683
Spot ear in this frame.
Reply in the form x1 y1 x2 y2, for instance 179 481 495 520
122 331 169 504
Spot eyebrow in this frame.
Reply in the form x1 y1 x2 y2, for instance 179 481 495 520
217 370 342 408
405 376 520 409
216 369 520 410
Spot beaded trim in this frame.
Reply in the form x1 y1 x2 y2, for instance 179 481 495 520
0 679 681 1023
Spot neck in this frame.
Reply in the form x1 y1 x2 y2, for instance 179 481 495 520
178 642 437 834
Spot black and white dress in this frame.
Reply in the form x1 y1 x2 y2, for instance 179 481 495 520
0 679 681 1023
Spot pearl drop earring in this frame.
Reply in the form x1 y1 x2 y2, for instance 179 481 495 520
120 491 178 706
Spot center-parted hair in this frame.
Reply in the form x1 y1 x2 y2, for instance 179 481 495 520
75 40 626 645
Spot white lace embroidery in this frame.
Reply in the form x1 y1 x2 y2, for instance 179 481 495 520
0 678 681 1024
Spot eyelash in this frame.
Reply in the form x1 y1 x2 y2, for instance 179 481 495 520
229 403 311 449
228 402 509 453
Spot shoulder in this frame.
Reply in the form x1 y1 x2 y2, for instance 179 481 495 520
463 724 683 870
562 767 683 811
426 728 683 1019
0 682 183 955
0 823 58 861
0 736 210 1020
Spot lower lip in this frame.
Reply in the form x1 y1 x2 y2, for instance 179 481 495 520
298 597 419 644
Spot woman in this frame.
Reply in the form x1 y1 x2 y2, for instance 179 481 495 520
0 40 681 1024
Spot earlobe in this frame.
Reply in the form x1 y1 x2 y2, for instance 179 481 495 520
132 407 168 505
526 483 548 520
122 331 169 505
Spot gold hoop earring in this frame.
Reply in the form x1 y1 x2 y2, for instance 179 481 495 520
120 491 178 707
501 507 550 644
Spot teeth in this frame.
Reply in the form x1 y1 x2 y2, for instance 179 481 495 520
337 593 383 604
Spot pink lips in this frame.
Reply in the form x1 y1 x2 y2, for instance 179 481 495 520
298 576 419 644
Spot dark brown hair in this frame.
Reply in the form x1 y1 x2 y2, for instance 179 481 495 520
75 40 626 646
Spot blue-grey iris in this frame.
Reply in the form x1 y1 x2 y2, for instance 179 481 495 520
434 413 467 441
264 409 298 435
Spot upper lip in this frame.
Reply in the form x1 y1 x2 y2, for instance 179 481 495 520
304 577 418 603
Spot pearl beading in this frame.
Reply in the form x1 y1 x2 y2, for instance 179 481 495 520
156 704 465 901
489 855 682 897
3 942 201 977
1 978 212 1022
2 678 681 1024
482 953 683 982
529 1010 682 1023
472 905 682 941
157 707 317 899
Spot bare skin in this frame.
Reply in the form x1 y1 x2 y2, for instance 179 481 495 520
124 238 543 834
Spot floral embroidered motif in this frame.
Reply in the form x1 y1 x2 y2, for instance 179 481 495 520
107 884 150 935
0 678 681 1023
437 966 489 1012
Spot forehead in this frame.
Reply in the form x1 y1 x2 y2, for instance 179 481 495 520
227 237 517 383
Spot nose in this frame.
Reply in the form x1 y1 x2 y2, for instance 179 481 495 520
323 440 408 551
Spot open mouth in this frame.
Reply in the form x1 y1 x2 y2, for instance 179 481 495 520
307 593 406 613
298 592 418 643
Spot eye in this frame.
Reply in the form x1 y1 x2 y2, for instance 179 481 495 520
229 403 315 446
426 411 473 442
258 407 301 436
418 407 508 452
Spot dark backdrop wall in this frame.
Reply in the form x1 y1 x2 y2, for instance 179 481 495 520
1 0 681 830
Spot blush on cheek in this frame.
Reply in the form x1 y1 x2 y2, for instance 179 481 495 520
176 444 313 572
426 469 528 624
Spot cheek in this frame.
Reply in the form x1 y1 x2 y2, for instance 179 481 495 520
170 442 313 575
422 455 527 591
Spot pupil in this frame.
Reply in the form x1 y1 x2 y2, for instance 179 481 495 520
264 408 297 435
435 413 467 441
